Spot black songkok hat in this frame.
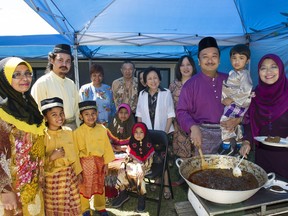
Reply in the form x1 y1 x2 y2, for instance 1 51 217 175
53 44 72 56
198 36 220 56
41 97 63 112
79 100 97 112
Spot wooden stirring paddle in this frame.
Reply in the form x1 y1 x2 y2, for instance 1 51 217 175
198 147 209 169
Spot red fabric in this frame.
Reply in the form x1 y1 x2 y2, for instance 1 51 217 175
44 166 81 215
132 122 147 135
105 186 118 198
79 156 105 199
128 122 154 162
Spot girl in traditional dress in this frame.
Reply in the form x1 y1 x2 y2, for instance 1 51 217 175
107 103 135 152
112 122 154 212
41 97 82 216
74 101 115 216
0 57 45 215
105 103 135 198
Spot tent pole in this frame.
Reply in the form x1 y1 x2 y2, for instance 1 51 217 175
73 45 80 90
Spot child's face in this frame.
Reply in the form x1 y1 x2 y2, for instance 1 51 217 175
134 127 145 141
118 108 129 122
45 107 65 130
230 53 249 71
80 109 98 127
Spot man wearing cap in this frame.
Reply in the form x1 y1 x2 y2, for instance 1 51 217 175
31 44 79 130
177 37 240 154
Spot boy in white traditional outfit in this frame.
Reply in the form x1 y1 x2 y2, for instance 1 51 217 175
218 44 253 155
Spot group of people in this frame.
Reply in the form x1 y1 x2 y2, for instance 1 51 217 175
0 45 115 215
0 35 287 216
177 36 288 181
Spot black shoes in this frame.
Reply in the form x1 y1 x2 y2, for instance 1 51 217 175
137 195 146 212
111 190 130 208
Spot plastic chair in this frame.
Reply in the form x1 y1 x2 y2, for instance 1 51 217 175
144 129 174 216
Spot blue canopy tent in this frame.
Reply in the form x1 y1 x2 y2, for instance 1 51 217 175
0 0 287 86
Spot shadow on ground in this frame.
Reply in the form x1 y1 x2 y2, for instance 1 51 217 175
92 164 189 216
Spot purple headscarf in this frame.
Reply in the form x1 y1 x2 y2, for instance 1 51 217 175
249 54 288 139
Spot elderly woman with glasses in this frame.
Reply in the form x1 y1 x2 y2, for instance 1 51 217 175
0 57 45 215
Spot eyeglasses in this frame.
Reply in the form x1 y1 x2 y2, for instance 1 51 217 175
12 71 33 79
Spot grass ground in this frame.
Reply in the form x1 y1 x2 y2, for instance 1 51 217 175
92 164 189 216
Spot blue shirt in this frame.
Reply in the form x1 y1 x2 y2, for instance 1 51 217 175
79 83 116 127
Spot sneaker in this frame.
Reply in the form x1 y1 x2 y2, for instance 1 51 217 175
82 210 91 216
111 190 130 208
229 138 238 156
218 142 233 155
137 195 146 212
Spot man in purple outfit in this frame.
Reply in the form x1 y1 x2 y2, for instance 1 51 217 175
177 37 240 154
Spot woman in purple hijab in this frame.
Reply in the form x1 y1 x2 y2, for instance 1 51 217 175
240 54 288 178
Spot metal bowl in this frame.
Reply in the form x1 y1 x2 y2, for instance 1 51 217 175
176 155 275 204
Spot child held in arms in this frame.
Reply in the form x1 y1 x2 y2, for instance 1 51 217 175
218 44 254 155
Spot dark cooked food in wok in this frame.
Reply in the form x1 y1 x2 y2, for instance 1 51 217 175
188 168 259 191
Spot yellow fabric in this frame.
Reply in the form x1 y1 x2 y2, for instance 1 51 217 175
80 193 106 212
31 71 80 121
0 108 45 135
44 166 81 215
93 193 106 211
80 194 90 213
0 190 44 216
74 123 114 213
73 123 115 164
9 127 45 207
21 190 45 216
44 126 82 175
3 57 32 85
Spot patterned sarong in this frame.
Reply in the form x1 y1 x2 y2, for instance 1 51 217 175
44 166 81 216
79 156 105 199
221 103 246 141
223 103 247 118
196 124 222 155
115 159 146 195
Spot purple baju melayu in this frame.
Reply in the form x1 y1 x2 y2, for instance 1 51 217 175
177 72 228 154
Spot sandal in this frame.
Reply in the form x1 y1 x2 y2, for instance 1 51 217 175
163 189 171 200
150 184 157 192
150 178 161 191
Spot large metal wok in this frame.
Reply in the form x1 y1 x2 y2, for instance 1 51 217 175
176 155 275 204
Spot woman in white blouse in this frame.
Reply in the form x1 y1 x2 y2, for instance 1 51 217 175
136 66 175 199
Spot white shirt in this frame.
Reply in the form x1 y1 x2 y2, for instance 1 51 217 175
31 71 79 120
136 88 175 133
